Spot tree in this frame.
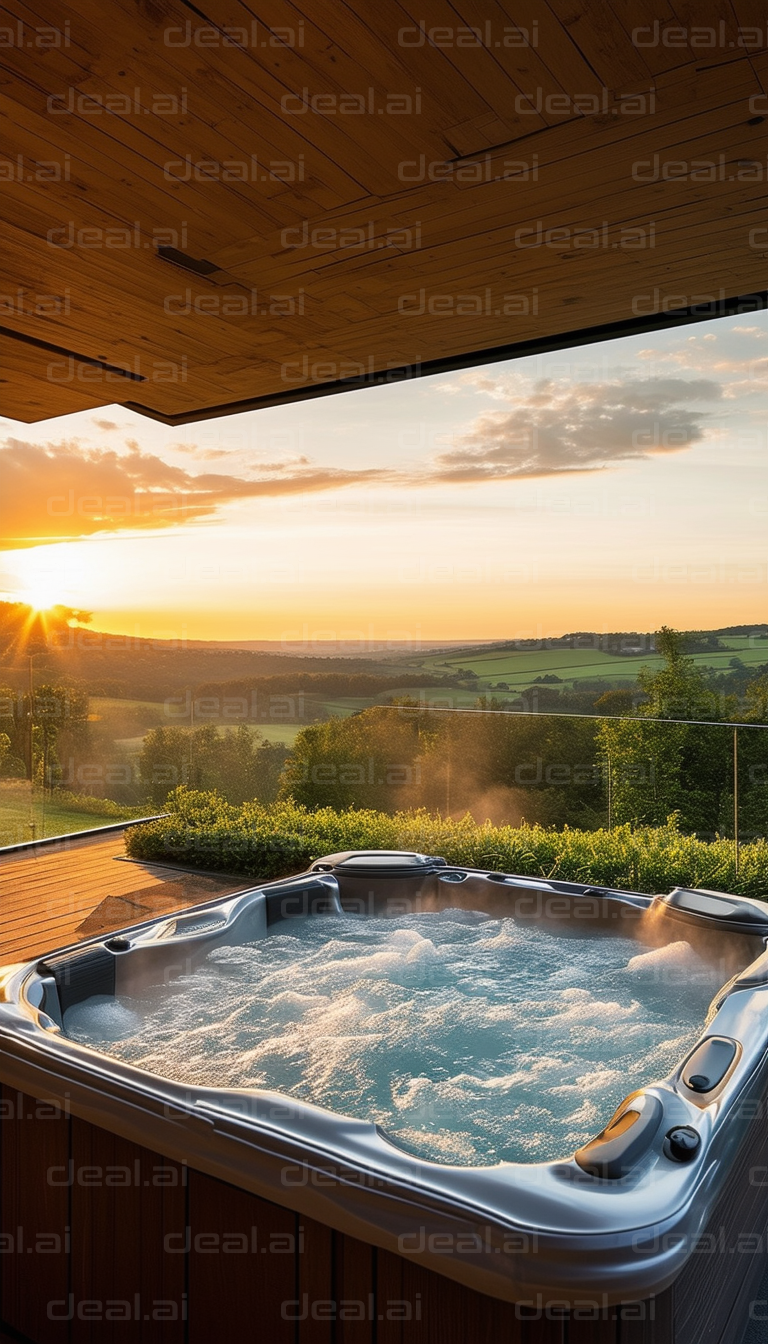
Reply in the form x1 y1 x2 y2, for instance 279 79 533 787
279 709 421 811
736 674 768 842
279 704 604 828
638 626 720 720
139 725 288 806
0 731 25 778
745 674 768 724
597 629 731 834
594 689 640 716
0 682 89 788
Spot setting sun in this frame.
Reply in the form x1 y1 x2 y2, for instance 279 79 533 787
19 580 59 614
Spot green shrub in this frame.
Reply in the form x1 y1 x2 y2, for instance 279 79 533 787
49 790 149 820
123 787 768 899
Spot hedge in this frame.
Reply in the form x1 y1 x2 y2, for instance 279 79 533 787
49 790 149 820
124 787 768 899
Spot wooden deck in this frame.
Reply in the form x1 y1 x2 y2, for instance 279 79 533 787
0 829 248 965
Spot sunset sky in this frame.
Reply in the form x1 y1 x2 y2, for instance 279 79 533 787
1 312 766 643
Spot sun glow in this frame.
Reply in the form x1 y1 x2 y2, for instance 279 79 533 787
19 579 60 615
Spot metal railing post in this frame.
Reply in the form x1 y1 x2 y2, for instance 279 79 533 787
733 726 739 877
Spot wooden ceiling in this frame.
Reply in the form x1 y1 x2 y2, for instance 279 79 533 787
3 0 768 424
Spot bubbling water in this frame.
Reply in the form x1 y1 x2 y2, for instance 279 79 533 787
62 911 728 1166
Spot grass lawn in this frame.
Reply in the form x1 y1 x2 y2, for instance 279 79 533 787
89 696 166 733
254 723 304 745
0 783 140 847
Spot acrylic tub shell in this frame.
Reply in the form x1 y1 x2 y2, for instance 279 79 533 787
2 850 768 1308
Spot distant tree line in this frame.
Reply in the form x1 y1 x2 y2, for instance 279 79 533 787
190 671 459 701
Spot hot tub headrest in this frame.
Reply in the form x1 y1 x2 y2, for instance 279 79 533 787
37 944 115 1013
658 887 768 935
263 877 340 925
310 850 448 878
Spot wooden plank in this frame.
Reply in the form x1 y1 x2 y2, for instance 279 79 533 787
493 0 640 91
187 1170 296 1343
620 1289 675 1343
298 1215 334 1344
377 1248 406 1344
391 1253 564 1342
0 1083 71 1344
716 1253 768 1344
0 833 247 963
4 0 768 423
0 365 113 421
70 1119 186 1344
567 1316 618 1342
390 0 543 140
10 0 375 200
545 0 654 85
440 0 597 106
335 1231 375 1344
34 0 445 193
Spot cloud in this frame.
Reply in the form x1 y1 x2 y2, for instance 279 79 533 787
635 323 768 381
431 377 722 482
0 439 391 548
169 441 306 463
0 376 727 550
91 419 120 430
170 441 230 460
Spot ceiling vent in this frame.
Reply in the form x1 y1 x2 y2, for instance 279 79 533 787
156 246 221 277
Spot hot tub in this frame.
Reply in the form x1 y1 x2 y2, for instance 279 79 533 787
2 849 768 1329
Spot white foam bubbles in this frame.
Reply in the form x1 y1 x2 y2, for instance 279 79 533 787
63 912 728 1167
64 995 143 1043
626 940 710 984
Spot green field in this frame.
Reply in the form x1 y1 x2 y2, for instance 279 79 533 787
90 697 166 731
254 723 304 745
102 692 471 751
410 637 768 691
